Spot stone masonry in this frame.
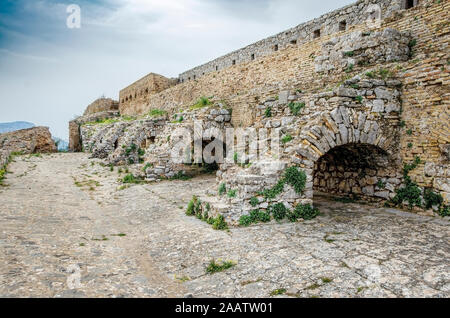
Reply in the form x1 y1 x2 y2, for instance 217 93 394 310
70 0 449 225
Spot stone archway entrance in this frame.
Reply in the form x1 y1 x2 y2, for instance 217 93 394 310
313 143 401 202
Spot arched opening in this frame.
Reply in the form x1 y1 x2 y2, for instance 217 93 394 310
313 143 399 203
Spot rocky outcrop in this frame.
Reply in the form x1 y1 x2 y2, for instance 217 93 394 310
0 127 57 154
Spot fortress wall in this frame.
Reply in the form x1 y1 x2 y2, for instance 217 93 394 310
121 1 445 121
380 1 450 198
83 98 119 116
119 73 178 115
178 0 405 82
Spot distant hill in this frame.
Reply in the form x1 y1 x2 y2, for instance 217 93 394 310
0 121 35 134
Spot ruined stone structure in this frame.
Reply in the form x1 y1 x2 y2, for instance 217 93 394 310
83 97 119 116
0 127 57 154
70 0 449 224
119 73 178 116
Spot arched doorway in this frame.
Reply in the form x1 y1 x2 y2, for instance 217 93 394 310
313 143 400 202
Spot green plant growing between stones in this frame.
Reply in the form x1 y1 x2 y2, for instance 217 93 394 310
355 95 363 103
270 203 288 221
259 167 306 200
206 260 235 274
250 197 259 207
190 96 212 110
344 51 354 57
288 102 305 116
148 109 167 117
423 188 443 210
264 106 272 118
376 180 386 189
281 134 293 144
345 63 354 73
227 189 237 198
212 215 228 230
218 183 227 195
270 288 286 296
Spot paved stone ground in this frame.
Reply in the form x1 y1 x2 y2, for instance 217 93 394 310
0 153 448 298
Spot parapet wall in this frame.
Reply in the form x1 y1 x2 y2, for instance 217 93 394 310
179 0 406 82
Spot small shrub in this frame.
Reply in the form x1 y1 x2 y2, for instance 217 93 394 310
438 205 449 217
423 189 443 209
344 51 354 57
250 197 259 207
281 134 293 144
345 63 354 73
294 204 320 220
376 180 386 189
148 109 167 117
406 129 413 136
270 288 286 296
270 203 288 221
122 174 141 184
284 167 306 194
212 214 228 230
239 215 253 227
190 97 212 110
355 95 363 103
142 163 153 172
0 168 6 185
264 107 272 118
288 102 305 116
227 189 237 198
206 260 235 274
233 152 239 163
218 183 226 195
170 171 192 181
407 142 413 149
186 196 197 216
365 71 375 78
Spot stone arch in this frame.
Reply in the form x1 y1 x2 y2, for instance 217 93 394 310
294 108 401 201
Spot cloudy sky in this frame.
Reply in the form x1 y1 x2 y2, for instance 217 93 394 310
0 0 354 140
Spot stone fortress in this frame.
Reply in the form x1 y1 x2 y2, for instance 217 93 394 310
69 0 449 225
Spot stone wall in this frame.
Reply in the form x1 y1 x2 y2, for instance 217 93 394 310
72 0 449 223
69 110 120 152
83 98 119 116
0 127 57 154
119 73 178 115
179 0 406 82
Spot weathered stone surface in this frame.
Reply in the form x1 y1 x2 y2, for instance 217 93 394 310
0 127 57 154
0 154 448 298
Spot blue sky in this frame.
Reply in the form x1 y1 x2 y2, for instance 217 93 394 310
0 0 354 140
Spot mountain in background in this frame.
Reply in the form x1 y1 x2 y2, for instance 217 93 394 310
0 121 35 134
